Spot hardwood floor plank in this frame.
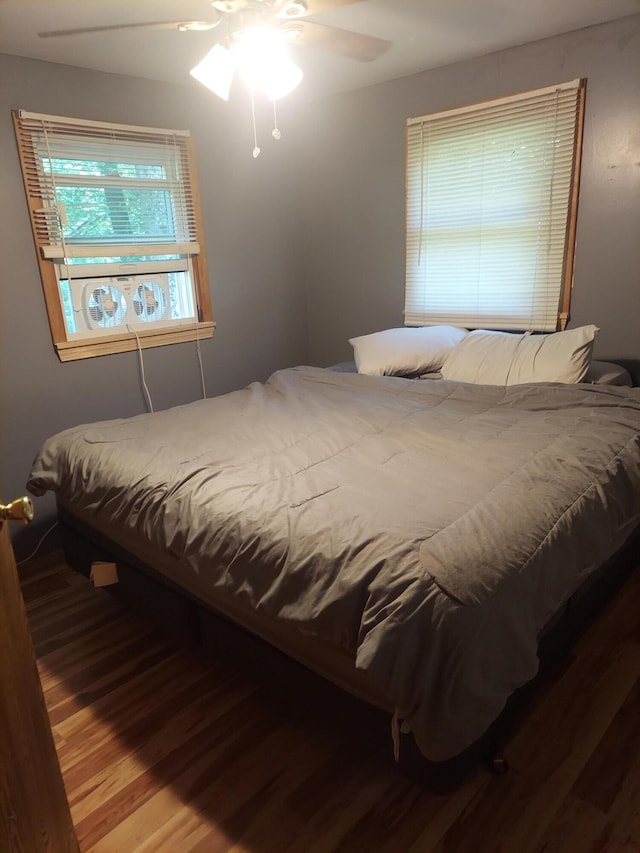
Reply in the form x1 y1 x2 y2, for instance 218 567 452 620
432 640 640 851
325 775 427 853
531 794 613 853
83 698 284 851
603 777 640 850
69 685 234 822
137 716 332 853
63 670 256 801
575 686 640 853
18 567 76 603
43 643 176 727
30 596 127 655
284 742 375 823
37 612 150 684
404 777 491 853
572 677 640 814
18 558 640 853
25 581 107 630
302 773 396 853
54 657 229 769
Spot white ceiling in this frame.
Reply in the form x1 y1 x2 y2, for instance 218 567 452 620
1 0 639 101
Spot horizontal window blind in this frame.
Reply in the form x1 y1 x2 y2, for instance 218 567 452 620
405 80 585 331
14 111 199 264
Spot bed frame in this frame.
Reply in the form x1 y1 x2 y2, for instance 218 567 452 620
57 501 640 787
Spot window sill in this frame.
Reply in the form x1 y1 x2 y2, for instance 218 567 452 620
54 321 216 362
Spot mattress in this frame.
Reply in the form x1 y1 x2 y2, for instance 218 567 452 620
27 367 640 760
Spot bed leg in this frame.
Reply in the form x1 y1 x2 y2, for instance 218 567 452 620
484 733 510 775
490 752 510 775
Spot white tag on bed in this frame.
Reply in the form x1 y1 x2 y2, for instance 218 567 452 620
90 561 119 587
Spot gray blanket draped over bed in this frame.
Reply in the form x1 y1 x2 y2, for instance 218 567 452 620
27 366 640 761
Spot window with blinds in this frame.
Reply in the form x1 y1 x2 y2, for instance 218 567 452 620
13 111 214 361
405 80 585 331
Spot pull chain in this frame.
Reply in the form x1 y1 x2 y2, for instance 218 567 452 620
251 88 260 158
272 100 281 140
251 94 283 156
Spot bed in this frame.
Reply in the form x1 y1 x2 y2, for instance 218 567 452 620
26 341 640 768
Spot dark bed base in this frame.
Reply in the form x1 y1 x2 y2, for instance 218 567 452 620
57 504 640 790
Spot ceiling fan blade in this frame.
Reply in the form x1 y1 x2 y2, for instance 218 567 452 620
294 21 391 62
38 20 219 39
276 0 361 15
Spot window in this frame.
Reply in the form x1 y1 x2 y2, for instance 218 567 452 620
405 80 585 331
13 111 214 361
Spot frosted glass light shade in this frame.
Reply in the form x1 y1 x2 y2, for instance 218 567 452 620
190 44 236 101
262 57 303 100
235 26 303 100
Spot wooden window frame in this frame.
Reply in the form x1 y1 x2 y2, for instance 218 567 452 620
13 111 215 362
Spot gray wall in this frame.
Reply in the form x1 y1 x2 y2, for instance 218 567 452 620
0 54 308 556
294 16 640 369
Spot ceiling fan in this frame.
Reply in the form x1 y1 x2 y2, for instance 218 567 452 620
38 1 391 157
37 0 391 65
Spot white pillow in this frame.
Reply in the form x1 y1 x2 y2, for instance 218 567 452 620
585 360 632 386
440 325 599 385
349 326 468 376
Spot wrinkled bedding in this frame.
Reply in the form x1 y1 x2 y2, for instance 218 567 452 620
27 367 640 760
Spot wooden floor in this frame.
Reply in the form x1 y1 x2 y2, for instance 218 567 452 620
19 557 640 853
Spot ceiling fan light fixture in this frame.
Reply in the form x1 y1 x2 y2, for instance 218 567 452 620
262 59 303 100
277 1 308 19
190 43 236 101
211 0 240 12
283 22 304 41
234 26 302 99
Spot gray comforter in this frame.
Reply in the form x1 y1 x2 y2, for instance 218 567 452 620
27 367 640 760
